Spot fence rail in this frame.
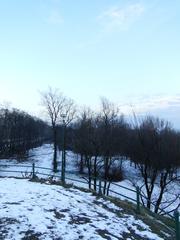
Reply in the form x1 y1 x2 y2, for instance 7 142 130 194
0 163 179 239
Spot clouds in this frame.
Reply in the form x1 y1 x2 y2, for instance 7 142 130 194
98 3 145 31
119 95 180 128
121 95 180 113
39 0 63 25
47 9 63 24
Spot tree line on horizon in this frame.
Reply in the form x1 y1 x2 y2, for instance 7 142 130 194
0 107 51 157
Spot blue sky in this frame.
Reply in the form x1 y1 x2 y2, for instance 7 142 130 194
0 0 179 127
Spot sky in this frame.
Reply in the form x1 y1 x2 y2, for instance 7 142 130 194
0 0 179 127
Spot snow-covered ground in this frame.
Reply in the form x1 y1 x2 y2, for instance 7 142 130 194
0 144 179 215
0 178 172 240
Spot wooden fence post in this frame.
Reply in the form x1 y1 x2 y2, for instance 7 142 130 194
32 163 35 179
99 180 102 196
136 186 140 214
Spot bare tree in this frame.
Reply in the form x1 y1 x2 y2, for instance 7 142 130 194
99 97 120 194
128 115 180 213
73 107 95 187
63 98 76 126
73 100 127 192
40 87 66 172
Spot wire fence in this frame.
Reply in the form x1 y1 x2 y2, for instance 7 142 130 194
0 163 179 239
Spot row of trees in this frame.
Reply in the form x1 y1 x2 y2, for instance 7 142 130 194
14 87 177 214
127 116 180 213
42 88 179 214
0 87 178 215
71 104 180 213
0 88 178 215
0 107 50 157
72 99 128 193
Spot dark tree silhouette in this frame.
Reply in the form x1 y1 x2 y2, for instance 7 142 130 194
41 88 66 172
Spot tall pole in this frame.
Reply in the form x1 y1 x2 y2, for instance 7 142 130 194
61 116 66 184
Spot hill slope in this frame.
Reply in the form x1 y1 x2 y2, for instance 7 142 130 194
0 178 174 240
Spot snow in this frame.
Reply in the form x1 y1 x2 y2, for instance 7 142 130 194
0 144 179 215
0 177 165 240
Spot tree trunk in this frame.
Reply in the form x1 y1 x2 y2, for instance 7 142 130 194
103 156 109 195
93 156 97 191
87 156 92 189
79 154 84 174
53 127 58 172
154 172 168 213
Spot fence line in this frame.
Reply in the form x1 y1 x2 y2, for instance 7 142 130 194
0 163 179 239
